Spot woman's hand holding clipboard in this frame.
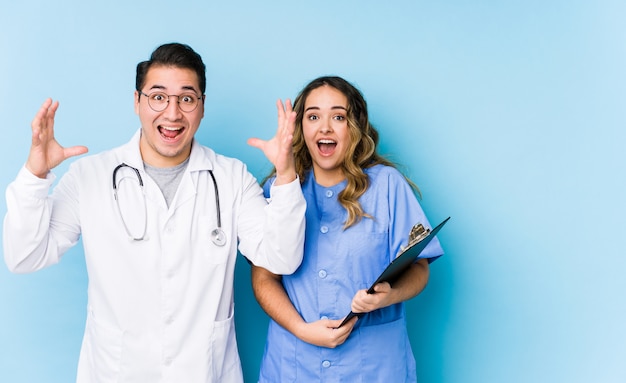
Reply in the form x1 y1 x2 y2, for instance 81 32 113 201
336 216 450 328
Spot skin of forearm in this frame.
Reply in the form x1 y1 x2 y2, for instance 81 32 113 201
386 258 430 305
251 266 306 334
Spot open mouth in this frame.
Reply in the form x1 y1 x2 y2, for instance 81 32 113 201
159 125 185 141
318 139 337 155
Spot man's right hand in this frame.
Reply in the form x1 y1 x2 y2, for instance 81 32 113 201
26 99 88 178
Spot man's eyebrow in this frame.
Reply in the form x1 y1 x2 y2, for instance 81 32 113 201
181 85 198 92
147 84 199 93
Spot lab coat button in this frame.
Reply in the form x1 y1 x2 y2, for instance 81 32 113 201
320 226 329 234
322 360 331 368
318 270 327 278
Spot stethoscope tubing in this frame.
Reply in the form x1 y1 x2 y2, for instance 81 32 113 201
207 169 221 230
112 163 226 246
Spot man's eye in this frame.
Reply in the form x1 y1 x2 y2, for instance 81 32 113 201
152 93 166 102
180 95 195 104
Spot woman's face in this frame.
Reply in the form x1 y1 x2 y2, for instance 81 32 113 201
302 85 350 187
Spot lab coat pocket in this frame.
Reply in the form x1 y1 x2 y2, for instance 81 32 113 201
84 308 124 382
198 215 230 264
209 311 242 381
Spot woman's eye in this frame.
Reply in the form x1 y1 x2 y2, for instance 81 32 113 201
334 115 345 121
307 115 319 121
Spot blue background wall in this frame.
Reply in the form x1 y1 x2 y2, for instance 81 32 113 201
1 1 625 382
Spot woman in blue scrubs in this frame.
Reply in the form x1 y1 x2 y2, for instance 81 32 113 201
252 76 444 382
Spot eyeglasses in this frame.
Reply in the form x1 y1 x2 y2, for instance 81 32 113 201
138 90 203 113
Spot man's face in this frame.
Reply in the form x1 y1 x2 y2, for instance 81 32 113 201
134 65 204 167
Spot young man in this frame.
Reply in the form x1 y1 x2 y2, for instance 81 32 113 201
3 42 305 382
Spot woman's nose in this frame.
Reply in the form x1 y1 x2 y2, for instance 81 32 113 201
320 120 332 134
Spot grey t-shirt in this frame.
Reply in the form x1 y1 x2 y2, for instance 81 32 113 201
143 158 189 208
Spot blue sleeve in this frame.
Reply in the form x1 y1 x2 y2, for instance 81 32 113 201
384 167 445 263
262 176 275 199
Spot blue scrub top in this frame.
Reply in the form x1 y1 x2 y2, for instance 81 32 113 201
259 165 444 382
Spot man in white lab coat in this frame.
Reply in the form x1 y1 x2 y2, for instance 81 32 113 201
3 42 305 382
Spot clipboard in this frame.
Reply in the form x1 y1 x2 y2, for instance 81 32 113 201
336 216 450 328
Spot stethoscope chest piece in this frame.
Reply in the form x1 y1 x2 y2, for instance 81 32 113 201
211 228 227 247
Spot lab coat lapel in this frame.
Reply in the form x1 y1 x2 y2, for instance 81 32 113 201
117 130 167 210
167 139 213 213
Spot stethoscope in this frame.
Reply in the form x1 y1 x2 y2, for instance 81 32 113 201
112 163 226 246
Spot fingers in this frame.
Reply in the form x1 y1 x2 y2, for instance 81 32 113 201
32 98 58 144
276 98 296 136
351 286 384 313
64 145 89 159
271 98 297 184
26 99 88 178
342 316 358 330
373 282 391 293
277 99 296 157
248 99 293 151
311 318 354 347
351 298 365 314
276 98 293 115
329 316 357 331
330 317 356 346
276 99 285 121
246 137 263 150
284 99 296 134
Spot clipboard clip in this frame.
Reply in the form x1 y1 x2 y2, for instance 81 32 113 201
400 223 431 252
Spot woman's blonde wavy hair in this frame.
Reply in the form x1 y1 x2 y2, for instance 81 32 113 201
266 76 419 229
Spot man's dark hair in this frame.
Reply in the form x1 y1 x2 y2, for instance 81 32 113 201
136 43 206 94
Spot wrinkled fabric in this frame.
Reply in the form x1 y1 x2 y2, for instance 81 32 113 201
4 129 305 382
258 165 443 383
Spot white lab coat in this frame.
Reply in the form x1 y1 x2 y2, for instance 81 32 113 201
3 130 306 382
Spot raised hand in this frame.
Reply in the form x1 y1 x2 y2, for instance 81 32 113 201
26 99 88 178
247 99 297 185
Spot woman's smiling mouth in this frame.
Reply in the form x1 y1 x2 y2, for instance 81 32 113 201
318 139 337 155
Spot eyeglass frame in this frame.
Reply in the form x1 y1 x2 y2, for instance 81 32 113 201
138 90 205 113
